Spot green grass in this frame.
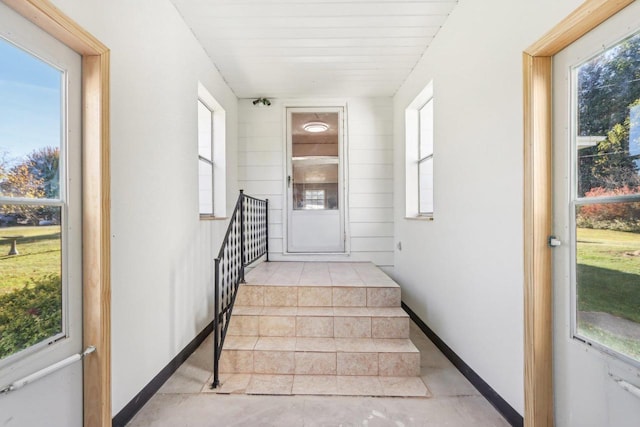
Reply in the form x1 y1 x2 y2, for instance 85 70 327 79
578 320 640 360
577 227 640 323
0 226 61 295
576 227 640 359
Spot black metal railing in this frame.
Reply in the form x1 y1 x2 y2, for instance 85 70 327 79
212 190 268 388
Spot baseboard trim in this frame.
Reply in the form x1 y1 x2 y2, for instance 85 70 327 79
402 302 524 427
112 321 213 427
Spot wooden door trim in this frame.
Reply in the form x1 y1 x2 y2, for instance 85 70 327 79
2 1 111 425
522 1 633 426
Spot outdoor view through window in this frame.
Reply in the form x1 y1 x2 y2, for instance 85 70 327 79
0 38 64 361
574 30 640 363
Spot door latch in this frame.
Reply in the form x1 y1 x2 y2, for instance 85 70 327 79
548 235 562 247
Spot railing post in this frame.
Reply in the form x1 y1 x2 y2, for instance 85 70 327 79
239 189 246 283
265 199 269 262
212 257 220 389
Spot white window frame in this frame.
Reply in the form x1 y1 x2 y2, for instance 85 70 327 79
569 29 640 368
197 83 226 219
0 26 81 372
198 99 214 217
405 81 434 219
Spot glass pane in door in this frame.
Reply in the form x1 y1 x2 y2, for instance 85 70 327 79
0 37 65 361
291 112 339 210
573 29 640 363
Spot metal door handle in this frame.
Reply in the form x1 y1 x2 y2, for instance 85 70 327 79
287 175 291 188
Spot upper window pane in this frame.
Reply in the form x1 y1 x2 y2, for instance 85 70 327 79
0 38 62 200
198 100 212 161
419 99 434 158
576 32 640 198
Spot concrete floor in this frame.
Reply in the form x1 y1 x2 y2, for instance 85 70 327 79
127 321 511 426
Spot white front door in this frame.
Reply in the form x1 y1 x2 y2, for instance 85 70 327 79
286 107 345 253
0 2 83 426
553 2 640 425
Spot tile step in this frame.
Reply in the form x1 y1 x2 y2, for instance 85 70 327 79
227 306 410 339
205 374 430 398
244 262 398 290
220 337 420 377
236 284 401 308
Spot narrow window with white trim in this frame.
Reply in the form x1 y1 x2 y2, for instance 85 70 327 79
405 81 434 218
197 83 226 219
198 99 214 216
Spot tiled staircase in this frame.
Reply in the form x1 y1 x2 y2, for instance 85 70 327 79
217 262 427 396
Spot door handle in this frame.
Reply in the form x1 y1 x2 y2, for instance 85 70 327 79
287 175 291 188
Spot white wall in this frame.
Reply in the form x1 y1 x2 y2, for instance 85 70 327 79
50 0 238 415
238 98 394 267
392 0 583 414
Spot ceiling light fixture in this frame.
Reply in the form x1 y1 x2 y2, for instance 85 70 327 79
303 121 329 133
252 97 271 107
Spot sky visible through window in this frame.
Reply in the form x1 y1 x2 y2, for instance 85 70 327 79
0 37 61 167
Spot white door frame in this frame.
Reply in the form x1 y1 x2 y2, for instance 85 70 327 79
281 100 350 256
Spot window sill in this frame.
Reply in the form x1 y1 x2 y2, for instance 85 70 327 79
199 215 228 221
405 215 434 221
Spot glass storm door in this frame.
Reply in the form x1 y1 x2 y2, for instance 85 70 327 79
0 2 83 426
552 2 640 426
286 107 345 253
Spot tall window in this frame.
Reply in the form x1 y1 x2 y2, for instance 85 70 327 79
198 99 214 216
405 81 434 218
418 99 434 215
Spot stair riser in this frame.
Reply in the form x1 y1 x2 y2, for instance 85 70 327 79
227 315 410 339
220 350 420 377
236 286 401 308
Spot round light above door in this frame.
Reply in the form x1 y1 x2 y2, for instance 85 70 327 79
303 121 329 133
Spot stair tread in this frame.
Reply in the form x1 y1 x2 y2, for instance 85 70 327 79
232 305 409 317
244 262 399 288
207 373 429 397
223 336 419 354
243 282 399 288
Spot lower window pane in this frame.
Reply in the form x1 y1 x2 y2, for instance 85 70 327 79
419 158 433 214
575 202 640 361
198 161 213 215
0 205 62 360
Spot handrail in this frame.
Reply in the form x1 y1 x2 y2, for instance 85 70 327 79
0 346 95 394
212 190 268 388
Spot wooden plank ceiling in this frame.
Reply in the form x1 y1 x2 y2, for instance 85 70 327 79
170 0 458 98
